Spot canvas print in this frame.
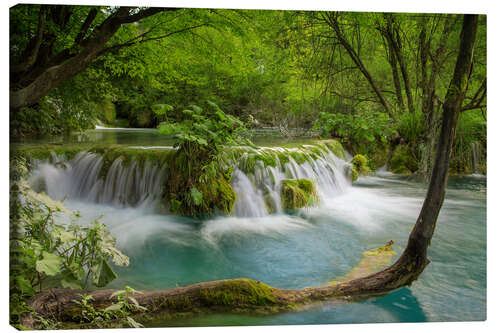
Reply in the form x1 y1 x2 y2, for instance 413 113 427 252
9 3 486 329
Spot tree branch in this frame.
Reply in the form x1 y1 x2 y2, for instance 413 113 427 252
11 6 46 74
11 6 178 109
461 78 486 112
74 8 99 45
99 23 207 55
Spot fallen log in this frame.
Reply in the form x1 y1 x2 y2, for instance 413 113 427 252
22 241 399 329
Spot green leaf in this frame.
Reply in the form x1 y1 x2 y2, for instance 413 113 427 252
61 277 82 290
190 187 203 206
110 290 126 299
126 316 144 328
36 252 62 276
97 228 130 267
92 259 118 287
152 104 173 116
104 303 123 312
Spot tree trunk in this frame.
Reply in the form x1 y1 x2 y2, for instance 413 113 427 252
327 13 396 121
383 14 415 114
383 31 405 111
418 15 457 180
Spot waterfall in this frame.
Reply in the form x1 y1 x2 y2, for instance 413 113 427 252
29 151 168 208
471 141 481 174
29 143 352 217
231 146 351 216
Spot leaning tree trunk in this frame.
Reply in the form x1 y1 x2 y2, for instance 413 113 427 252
19 14 479 328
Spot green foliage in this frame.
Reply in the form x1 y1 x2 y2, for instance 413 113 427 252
397 109 425 145
71 287 147 328
389 145 419 174
9 7 486 177
450 110 486 174
314 111 394 144
9 155 129 326
10 96 97 137
159 101 247 215
96 98 116 125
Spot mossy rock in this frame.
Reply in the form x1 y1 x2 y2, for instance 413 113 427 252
281 179 318 211
197 177 236 215
350 154 370 181
165 149 237 216
388 145 418 174
322 139 346 159
238 151 278 174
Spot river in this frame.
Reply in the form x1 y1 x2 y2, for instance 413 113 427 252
18 128 486 326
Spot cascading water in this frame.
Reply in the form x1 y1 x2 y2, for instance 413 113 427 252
29 144 352 217
20 135 486 325
29 151 168 209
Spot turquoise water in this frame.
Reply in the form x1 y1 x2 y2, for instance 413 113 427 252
59 173 486 326
29 128 486 326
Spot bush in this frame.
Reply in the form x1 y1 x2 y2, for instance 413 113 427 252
156 101 251 216
396 109 425 145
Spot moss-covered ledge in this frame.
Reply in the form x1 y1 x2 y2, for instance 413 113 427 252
281 179 318 210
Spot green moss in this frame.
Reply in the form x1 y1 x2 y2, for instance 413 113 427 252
289 151 309 164
276 152 290 166
11 144 92 162
388 145 418 174
322 139 346 159
351 168 359 182
239 151 279 174
351 154 371 178
199 279 276 307
197 177 237 215
87 146 175 180
281 179 318 210
256 151 278 168
362 241 396 257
